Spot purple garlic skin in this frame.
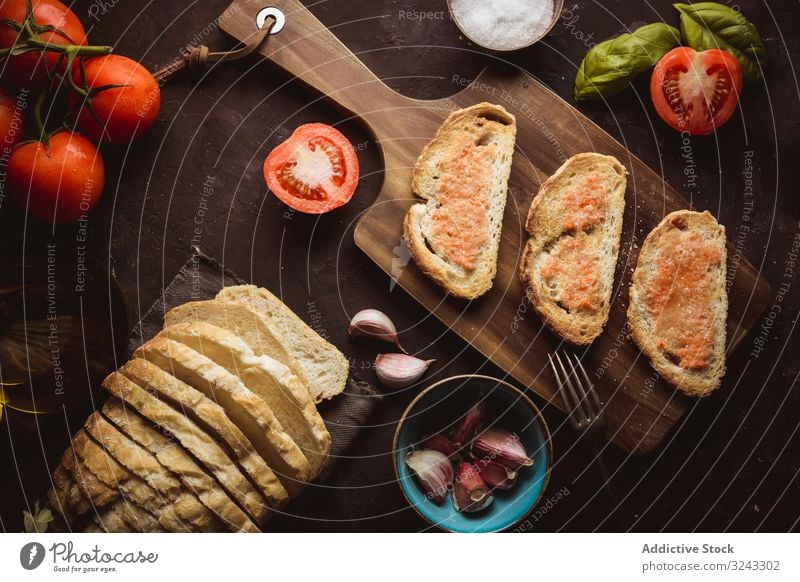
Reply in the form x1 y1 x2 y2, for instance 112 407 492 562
474 458 518 490
422 433 462 462
374 353 434 389
453 462 493 513
471 427 534 470
452 401 486 447
348 309 406 352
405 449 453 505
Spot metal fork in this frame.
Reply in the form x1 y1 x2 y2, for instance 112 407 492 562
548 351 624 523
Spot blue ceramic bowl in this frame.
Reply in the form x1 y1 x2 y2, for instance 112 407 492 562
393 375 552 532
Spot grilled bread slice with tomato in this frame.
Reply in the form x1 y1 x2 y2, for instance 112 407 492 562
403 103 517 300
628 210 727 396
519 153 627 344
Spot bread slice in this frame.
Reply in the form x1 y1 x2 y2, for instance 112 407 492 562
136 334 310 496
164 300 312 395
161 322 331 479
216 285 349 402
93 503 135 533
85 411 221 532
101 371 269 525
628 210 727 396
71 428 193 532
403 102 517 299
122 357 294 504
102 397 259 532
520 153 627 344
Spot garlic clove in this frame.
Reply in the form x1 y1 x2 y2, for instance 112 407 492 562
472 428 534 469
405 449 454 505
422 433 462 462
474 458 518 490
452 401 486 447
349 309 406 353
453 462 493 513
374 354 434 389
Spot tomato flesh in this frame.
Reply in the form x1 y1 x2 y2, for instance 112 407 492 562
264 123 359 214
651 47 742 136
0 0 88 89
8 130 105 224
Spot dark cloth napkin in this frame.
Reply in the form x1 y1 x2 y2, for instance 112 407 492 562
126 249 381 483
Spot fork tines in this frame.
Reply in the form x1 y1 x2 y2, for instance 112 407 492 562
548 351 603 429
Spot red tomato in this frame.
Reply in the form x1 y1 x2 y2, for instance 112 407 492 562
71 55 161 144
0 86 25 150
0 0 88 89
8 130 104 223
650 47 743 136
264 123 359 214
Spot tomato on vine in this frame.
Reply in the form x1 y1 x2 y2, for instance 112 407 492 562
70 55 161 144
0 0 91 89
7 130 105 223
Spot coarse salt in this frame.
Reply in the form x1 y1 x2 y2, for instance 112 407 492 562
450 0 555 51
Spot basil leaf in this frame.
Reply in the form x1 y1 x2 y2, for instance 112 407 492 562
575 23 681 101
675 2 766 81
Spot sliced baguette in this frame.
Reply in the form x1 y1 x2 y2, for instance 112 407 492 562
102 397 259 533
627 210 727 396
70 428 192 532
164 300 312 396
136 334 310 496
403 102 517 299
216 285 349 402
520 153 627 344
122 357 295 503
85 411 221 532
101 371 269 525
161 322 331 479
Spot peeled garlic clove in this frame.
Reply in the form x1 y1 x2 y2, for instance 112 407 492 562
453 462 493 513
474 458 518 490
349 309 406 352
405 449 454 505
472 428 534 469
423 433 462 461
374 354 434 389
452 401 486 447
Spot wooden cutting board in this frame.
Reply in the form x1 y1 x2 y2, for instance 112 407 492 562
221 0 771 454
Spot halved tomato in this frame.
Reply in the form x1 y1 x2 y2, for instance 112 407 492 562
264 123 359 214
650 47 742 136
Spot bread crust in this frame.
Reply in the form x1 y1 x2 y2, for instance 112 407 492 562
627 210 727 396
520 153 628 344
403 102 517 299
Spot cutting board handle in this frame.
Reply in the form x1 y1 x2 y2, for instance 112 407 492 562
221 0 397 121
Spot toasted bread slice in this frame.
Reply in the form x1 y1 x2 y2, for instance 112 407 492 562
122 357 295 503
628 210 727 396
135 334 310 496
71 428 193 532
403 102 517 299
216 285 349 402
102 371 269 525
162 322 331 479
164 300 313 395
102 397 259 532
85 411 221 532
520 153 627 344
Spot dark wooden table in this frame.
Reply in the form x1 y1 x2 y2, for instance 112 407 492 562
1 0 798 532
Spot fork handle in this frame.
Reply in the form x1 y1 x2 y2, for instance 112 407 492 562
593 446 628 529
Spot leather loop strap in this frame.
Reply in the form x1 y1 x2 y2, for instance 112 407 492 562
153 16 276 84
